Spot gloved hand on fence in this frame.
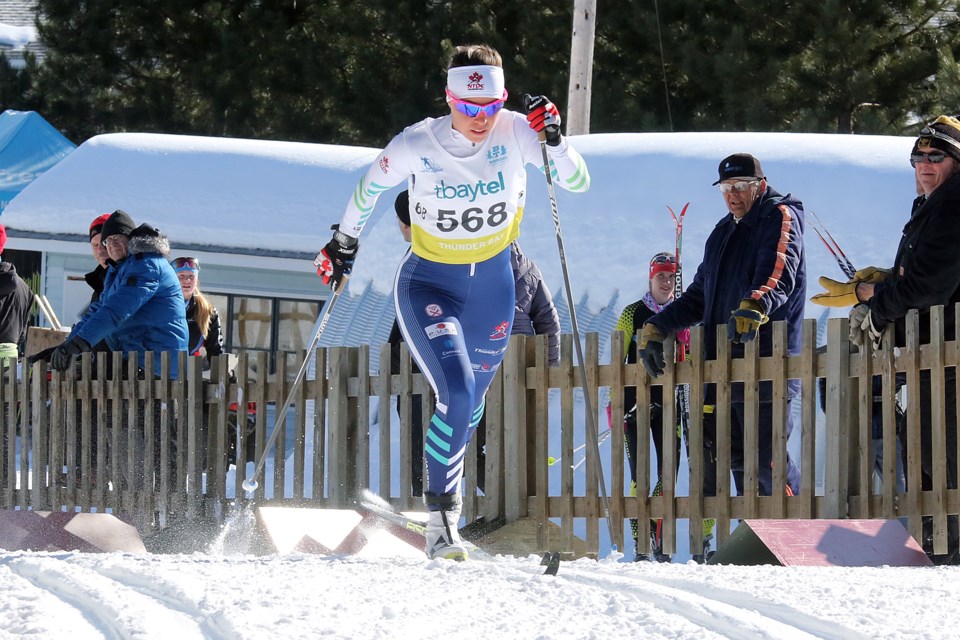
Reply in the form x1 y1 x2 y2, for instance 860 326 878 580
49 337 90 372
810 267 890 307
849 303 884 350
727 299 767 344
314 224 358 293
523 94 562 146
638 323 666 378
27 345 57 366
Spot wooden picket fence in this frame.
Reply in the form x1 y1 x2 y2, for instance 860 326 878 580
1 307 958 557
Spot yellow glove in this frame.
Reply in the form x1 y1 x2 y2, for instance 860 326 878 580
852 266 892 284
811 267 892 307
810 276 860 307
727 299 767 344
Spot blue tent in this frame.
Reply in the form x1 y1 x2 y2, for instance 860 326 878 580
0 110 74 213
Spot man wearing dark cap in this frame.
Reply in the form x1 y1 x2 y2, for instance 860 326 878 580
49 209 188 377
637 153 806 506
812 115 960 564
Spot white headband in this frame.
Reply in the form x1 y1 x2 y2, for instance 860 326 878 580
446 65 505 100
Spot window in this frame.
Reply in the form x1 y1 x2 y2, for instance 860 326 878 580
208 292 321 375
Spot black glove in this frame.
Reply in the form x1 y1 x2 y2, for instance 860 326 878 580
27 345 57 366
638 323 666 378
49 337 91 372
314 224 358 293
523 94 562 146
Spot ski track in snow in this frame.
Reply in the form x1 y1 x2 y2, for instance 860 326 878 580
4 553 207 639
555 562 867 640
91 562 242 639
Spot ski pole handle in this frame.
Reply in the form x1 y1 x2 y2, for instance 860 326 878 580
523 93 559 144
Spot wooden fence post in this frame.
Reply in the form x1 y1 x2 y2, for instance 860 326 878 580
328 346 359 504
714 324 733 541
502 334 525 523
687 326 705 557
929 305 949 554
608 330 625 555
533 334 552 552
185 354 204 518
824 316 851 518
798 319 817 519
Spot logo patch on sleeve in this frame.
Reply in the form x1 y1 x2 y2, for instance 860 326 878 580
425 322 458 339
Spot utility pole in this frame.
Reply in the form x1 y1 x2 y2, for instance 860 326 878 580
566 0 596 135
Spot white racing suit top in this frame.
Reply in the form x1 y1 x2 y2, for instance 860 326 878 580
336 109 590 263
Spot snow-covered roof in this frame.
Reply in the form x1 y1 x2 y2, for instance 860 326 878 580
2 132 380 259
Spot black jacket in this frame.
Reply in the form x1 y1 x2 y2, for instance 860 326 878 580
84 264 108 304
0 262 34 349
871 172 960 345
186 296 224 358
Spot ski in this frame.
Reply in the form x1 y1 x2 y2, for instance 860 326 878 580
547 428 612 468
658 203 691 562
808 210 857 279
358 489 561 575
667 203 691 433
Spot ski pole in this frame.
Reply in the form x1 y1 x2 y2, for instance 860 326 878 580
524 94 615 549
241 276 347 493
808 210 856 279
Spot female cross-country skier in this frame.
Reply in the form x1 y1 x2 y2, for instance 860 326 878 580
316 43 590 560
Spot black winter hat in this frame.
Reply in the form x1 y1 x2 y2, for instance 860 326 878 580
712 153 765 185
99 209 136 242
129 223 160 239
394 190 411 226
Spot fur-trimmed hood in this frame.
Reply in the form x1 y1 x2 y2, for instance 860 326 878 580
127 223 171 257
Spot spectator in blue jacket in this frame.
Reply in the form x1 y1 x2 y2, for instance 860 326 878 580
638 154 805 498
49 210 189 377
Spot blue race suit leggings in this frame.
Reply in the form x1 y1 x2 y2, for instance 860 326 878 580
394 247 515 503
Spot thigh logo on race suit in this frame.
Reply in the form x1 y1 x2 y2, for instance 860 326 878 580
426 322 458 339
490 321 510 340
425 304 444 318
442 338 463 359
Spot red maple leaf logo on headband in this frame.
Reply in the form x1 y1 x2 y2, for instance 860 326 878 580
469 72 483 83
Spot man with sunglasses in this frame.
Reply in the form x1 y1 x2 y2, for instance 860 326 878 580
638 153 805 501
817 116 960 564
316 44 589 561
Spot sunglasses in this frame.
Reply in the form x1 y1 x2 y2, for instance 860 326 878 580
910 151 948 167
172 256 200 272
717 180 760 194
102 235 125 247
651 253 676 265
445 88 508 118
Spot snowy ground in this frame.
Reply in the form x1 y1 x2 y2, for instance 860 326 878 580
0 546 957 639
